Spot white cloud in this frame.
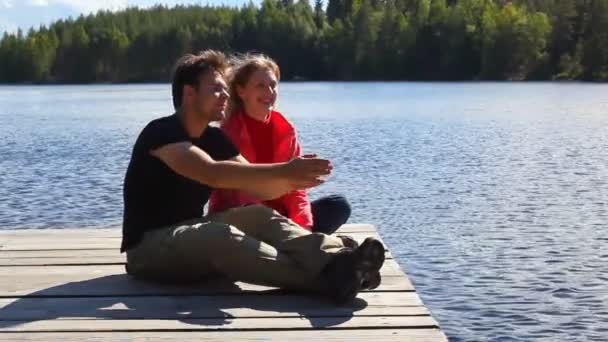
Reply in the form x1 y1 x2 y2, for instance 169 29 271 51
0 0 252 34
52 0 127 13
0 17 17 32
18 0 129 13
28 0 49 6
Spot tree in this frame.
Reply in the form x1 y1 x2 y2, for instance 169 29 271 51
376 5 415 79
233 3 259 51
0 1 605 82
480 2 551 80
89 26 130 81
581 0 608 80
352 0 378 78
314 0 326 29
549 0 577 76
326 0 356 23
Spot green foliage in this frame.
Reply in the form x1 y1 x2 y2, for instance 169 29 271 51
0 0 606 82
480 2 551 80
580 0 608 80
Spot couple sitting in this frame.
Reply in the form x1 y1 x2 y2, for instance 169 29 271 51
121 50 384 304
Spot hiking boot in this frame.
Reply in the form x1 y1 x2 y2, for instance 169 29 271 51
353 237 385 291
336 234 359 249
322 248 360 304
361 270 381 290
322 237 385 305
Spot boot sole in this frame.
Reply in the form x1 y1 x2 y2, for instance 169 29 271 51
327 238 385 305
354 238 385 291
362 271 381 290
356 237 385 272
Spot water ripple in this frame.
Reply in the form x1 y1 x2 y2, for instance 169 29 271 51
1 83 608 341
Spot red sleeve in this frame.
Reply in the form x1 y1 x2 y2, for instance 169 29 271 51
282 134 314 228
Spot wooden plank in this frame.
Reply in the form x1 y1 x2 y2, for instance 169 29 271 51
0 259 404 277
0 272 412 297
0 226 384 251
0 226 447 342
0 293 429 320
0 259 412 297
0 242 120 251
0 229 121 238
0 252 393 266
0 232 389 256
0 315 438 332
0 304 430 321
0 224 378 238
0 250 393 269
0 329 448 341
0 256 126 266
0 250 121 258
0 235 387 251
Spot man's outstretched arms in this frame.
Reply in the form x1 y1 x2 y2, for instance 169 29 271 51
151 142 332 199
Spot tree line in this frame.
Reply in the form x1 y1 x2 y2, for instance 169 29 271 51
0 0 607 83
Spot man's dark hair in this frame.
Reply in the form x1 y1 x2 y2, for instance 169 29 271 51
171 50 227 110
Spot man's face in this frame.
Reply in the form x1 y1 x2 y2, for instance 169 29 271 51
185 70 229 122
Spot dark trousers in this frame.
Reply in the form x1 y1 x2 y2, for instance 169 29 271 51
311 194 351 235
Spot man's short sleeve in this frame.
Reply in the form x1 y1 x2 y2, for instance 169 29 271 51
201 127 240 161
133 117 188 157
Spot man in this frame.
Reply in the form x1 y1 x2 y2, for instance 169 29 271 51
121 50 384 304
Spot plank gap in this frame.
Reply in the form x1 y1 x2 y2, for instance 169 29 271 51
0 289 416 299
0 326 440 333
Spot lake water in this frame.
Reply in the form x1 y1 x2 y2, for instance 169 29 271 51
1 83 607 341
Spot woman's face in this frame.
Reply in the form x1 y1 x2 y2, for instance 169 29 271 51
237 67 278 118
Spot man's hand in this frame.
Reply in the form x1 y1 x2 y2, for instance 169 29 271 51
280 154 332 191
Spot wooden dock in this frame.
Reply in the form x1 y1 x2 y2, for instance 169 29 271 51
0 224 447 341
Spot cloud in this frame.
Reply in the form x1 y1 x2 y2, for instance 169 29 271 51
50 0 127 13
0 0 256 34
0 0 128 33
27 0 49 6
0 16 17 32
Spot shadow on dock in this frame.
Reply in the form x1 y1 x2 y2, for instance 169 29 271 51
0 274 368 329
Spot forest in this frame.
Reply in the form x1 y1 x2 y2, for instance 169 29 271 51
0 0 606 82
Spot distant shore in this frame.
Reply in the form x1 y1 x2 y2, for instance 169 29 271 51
2 2 607 84
1 79 605 87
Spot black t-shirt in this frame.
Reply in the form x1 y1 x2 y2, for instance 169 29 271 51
121 114 239 252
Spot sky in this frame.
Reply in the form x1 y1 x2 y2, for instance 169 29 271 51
0 0 256 34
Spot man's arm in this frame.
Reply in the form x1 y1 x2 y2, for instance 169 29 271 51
151 142 331 198
226 154 283 200
228 154 308 200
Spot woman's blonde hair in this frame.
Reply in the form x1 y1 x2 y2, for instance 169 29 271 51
226 53 281 120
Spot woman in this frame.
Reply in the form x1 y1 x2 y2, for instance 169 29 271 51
208 53 351 234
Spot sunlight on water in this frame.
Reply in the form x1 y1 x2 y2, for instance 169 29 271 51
1 83 608 341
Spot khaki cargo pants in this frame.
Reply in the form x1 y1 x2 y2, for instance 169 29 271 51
126 205 346 291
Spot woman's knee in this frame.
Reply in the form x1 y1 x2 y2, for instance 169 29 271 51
332 195 352 220
311 194 352 234
319 194 352 222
